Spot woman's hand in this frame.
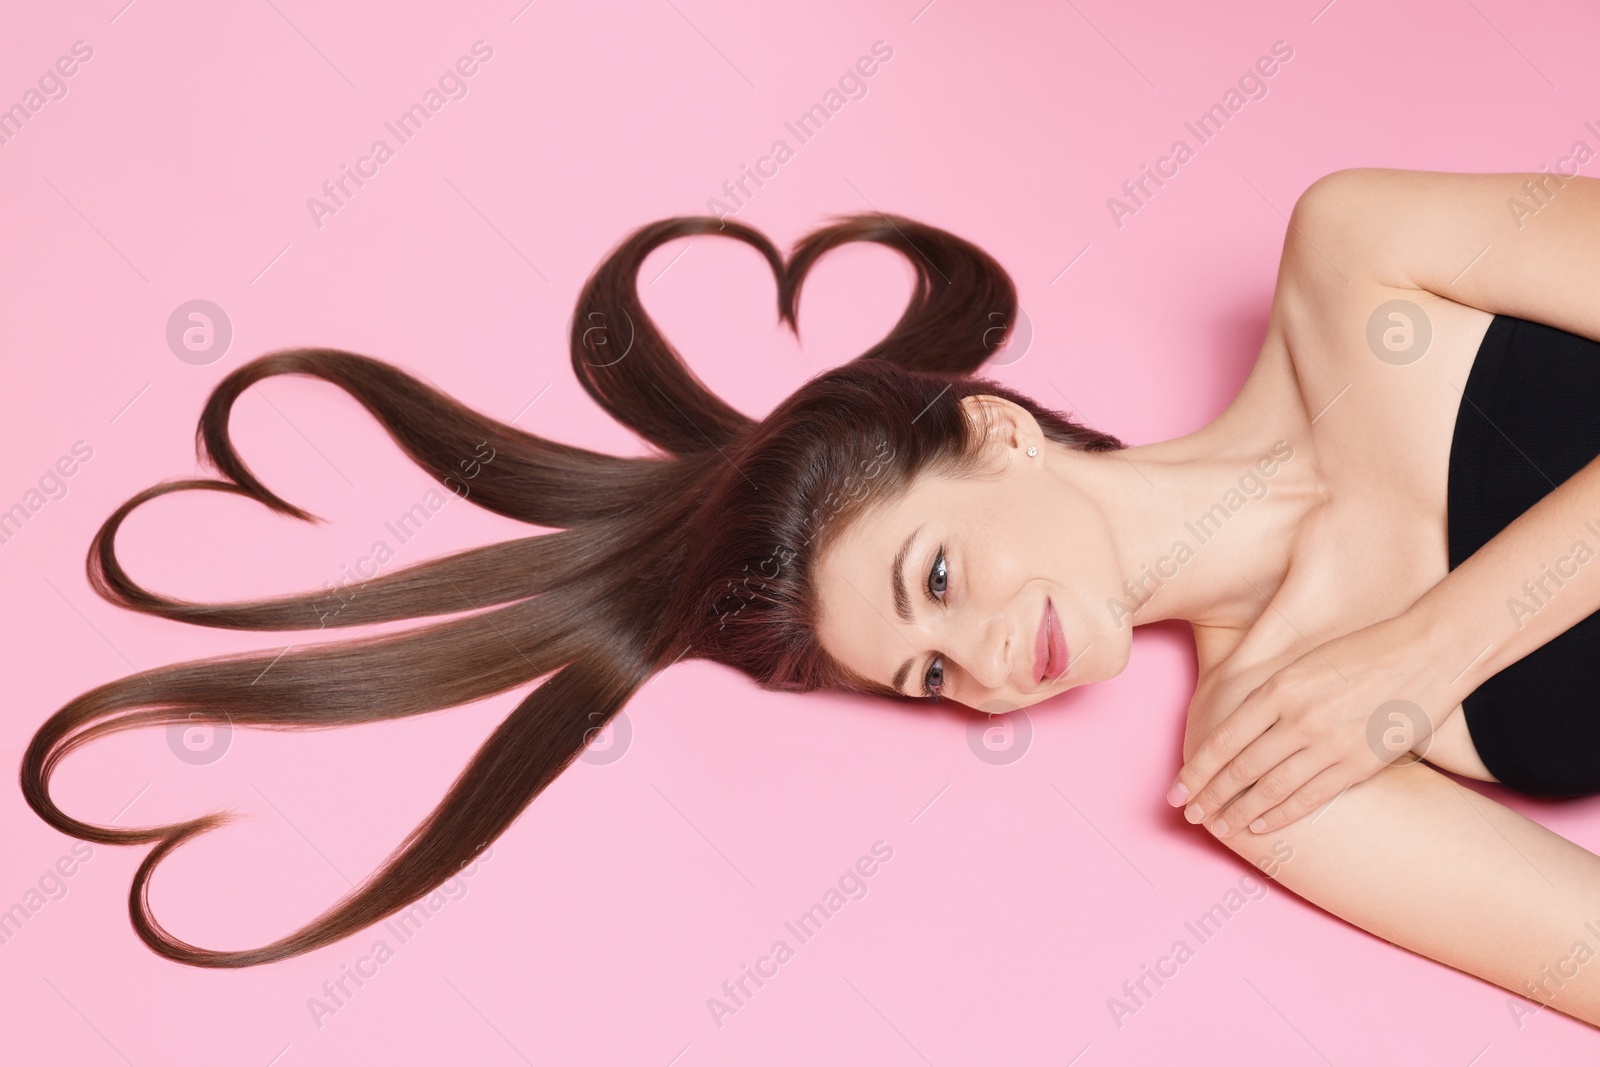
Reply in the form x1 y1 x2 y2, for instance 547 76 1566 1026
1168 613 1461 838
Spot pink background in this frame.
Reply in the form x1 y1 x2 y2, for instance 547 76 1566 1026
3 0 1599 1062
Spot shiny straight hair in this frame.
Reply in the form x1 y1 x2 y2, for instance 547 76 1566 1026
22 212 1124 967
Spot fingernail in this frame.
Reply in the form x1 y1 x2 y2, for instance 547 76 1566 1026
1183 802 1203 824
1249 818 1268 834
1210 818 1229 836
1166 781 1188 806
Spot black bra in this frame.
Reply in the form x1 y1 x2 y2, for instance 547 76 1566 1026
1447 314 1600 796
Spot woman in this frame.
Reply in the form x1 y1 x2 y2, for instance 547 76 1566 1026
23 167 1600 1027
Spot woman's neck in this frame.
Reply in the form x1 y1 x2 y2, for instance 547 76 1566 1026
1046 413 1327 637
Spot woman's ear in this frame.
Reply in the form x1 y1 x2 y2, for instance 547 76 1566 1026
957 393 1042 456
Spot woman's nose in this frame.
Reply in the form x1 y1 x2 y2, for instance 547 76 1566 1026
955 612 1012 691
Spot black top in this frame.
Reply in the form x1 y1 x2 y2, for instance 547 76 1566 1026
1447 314 1600 797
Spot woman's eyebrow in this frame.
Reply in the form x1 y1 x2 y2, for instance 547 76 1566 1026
889 522 925 694
891 522 924 624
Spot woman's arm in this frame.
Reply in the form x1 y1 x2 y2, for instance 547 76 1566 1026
1172 167 1600 834
1291 166 1600 345
1178 485 1600 836
1175 166 1600 1023
1407 446 1600 711
1307 165 1600 733
1184 724 1600 1028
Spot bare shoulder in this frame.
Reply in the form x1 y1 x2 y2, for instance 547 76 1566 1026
1282 167 1600 342
1266 177 1499 505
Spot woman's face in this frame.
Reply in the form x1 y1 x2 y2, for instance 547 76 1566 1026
812 397 1134 712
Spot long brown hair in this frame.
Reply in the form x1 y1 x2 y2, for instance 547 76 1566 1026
22 212 1124 967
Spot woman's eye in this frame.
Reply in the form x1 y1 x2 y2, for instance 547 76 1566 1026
923 547 948 701
923 655 944 700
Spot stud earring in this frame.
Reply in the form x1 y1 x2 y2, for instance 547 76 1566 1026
1027 446 1038 457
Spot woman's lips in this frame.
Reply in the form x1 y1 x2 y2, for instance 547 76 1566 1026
1034 598 1070 686
1046 601 1070 682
